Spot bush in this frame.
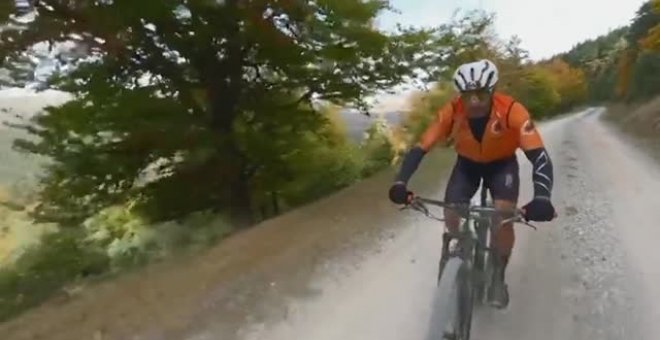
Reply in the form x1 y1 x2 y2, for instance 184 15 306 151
151 211 234 254
278 136 363 208
0 203 236 322
0 230 109 321
83 202 155 268
360 117 396 177
517 68 561 118
628 52 660 101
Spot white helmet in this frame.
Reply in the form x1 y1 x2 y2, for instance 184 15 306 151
452 59 499 92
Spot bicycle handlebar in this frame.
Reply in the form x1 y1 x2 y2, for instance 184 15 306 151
402 195 538 230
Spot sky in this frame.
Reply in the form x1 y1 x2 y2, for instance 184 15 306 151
368 0 648 113
377 0 648 61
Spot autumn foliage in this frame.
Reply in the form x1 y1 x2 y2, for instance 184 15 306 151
402 12 588 137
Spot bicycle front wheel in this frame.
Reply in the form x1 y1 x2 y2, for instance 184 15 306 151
457 260 474 339
425 257 472 340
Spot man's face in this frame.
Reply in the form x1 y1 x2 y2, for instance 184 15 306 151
461 89 492 117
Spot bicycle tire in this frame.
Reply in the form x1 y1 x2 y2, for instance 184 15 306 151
474 189 493 305
472 221 488 305
457 261 474 339
425 257 464 340
479 229 497 306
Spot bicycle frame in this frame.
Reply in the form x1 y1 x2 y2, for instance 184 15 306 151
404 186 536 340
410 194 534 282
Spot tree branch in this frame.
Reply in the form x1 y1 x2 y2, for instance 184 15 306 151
37 0 127 57
276 88 315 109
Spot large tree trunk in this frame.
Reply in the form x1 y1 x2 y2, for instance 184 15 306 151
205 0 253 228
227 166 253 228
271 191 280 216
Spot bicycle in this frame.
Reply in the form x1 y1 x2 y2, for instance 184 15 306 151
402 185 538 340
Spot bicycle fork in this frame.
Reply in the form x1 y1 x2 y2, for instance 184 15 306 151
438 231 470 282
437 232 448 282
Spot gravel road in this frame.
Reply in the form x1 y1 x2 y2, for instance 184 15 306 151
2 107 659 340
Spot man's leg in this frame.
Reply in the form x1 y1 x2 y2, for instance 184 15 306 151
440 157 480 337
485 157 520 309
442 157 480 270
443 157 481 233
487 199 515 307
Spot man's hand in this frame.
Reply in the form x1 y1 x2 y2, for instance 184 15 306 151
388 182 412 205
522 198 556 222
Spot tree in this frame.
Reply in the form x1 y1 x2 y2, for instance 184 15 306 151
640 25 660 52
1 1 464 227
640 0 660 51
516 67 561 118
558 27 628 102
628 1 660 47
616 0 660 100
541 59 587 110
628 52 660 100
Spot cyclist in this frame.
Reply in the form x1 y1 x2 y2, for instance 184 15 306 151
389 59 556 309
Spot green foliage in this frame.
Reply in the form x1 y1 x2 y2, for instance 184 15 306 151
276 135 363 208
0 201 234 321
561 27 629 70
0 230 109 321
590 65 619 102
628 52 660 101
512 68 561 118
559 1 660 104
543 59 588 111
558 27 628 102
0 2 491 319
0 55 34 87
617 1 660 101
360 118 395 177
1 0 468 227
399 18 581 127
628 2 660 47
82 202 154 267
0 5 612 323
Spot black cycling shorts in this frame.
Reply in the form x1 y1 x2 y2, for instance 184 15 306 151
444 155 520 203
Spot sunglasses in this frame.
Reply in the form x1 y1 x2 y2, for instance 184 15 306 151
460 89 492 103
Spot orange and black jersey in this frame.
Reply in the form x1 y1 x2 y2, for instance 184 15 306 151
394 92 554 200
418 92 545 162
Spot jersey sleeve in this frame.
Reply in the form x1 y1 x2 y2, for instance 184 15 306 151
508 102 544 151
418 102 454 151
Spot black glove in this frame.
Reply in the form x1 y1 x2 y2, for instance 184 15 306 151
522 198 555 222
388 182 412 205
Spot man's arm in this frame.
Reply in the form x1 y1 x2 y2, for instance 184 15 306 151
394 102 454 184
508 102 554 200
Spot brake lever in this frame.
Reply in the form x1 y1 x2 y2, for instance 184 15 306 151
402 199 445 222
499 216 538 230
398 200 423 213
520 220 538 230
415 201 430 216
